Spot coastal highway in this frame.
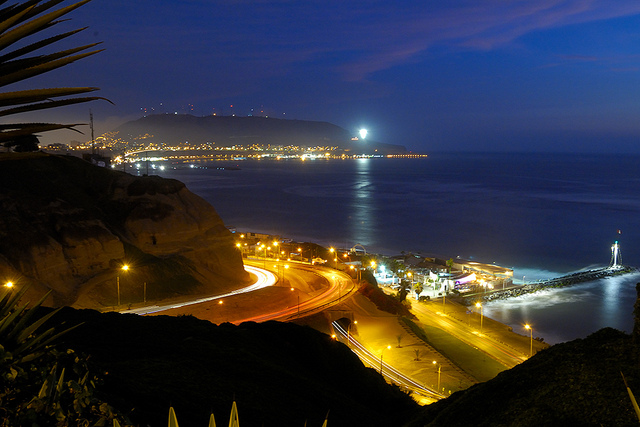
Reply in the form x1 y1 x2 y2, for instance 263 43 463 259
232 262 357 323
121 265 277 315
332 320 445 403
122 261 357 322
411 301 528 368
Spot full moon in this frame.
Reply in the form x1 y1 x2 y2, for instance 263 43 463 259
359 129 368 139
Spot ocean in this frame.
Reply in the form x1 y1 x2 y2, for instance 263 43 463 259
142 152 640 344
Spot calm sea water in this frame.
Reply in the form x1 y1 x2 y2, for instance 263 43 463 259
143 152 640 344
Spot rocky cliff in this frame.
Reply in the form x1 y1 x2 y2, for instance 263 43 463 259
0 152 250 307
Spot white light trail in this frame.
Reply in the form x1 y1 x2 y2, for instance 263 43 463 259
332 321 444 400
121 265 276 315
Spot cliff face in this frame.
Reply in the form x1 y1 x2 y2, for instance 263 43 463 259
0 153 250 307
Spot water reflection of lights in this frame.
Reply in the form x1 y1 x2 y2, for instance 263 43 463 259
121 265 276 315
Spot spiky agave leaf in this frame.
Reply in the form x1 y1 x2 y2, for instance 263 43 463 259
0 0 106 151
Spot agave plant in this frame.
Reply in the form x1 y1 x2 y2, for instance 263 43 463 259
0 0 108 152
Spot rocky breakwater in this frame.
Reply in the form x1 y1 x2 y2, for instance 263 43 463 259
0 153 250 307
464 266 637 304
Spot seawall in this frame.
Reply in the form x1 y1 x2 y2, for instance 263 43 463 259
460 266 638 305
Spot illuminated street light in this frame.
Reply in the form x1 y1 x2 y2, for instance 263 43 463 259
359 129 368 140
380 345 391 376
475 302 483 333
432 360 442 391
347 320 358 347
117 264 130 307
525 324 533 357
4 281 13 289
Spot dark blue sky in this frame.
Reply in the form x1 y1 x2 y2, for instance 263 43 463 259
15 0 640 153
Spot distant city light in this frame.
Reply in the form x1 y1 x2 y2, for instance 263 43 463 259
359 129 368 139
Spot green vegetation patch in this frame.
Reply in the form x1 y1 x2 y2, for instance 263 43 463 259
402 317 506 382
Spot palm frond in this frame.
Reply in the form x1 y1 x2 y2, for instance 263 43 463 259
0 26 86 63
0 95 109 116
0 122 84 142
0 49 103 87
0 0 91 52
0 0 104 151
0 42 102 76
0 87 99 106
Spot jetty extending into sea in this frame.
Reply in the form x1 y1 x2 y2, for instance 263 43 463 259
459 265 638 305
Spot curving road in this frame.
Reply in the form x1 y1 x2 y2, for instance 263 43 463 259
121 265 277 315
232 262 357 323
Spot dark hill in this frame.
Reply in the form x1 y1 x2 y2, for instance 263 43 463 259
114 114 409 155
407 327 640 426
49 282 640 427
52 307 420 427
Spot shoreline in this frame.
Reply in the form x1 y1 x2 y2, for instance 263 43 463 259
458 265 638 305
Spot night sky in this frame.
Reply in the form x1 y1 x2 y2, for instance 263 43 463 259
13 1 640 153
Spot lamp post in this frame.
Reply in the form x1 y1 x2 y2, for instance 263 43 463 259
475 302 483 333
117 264 129 307
442 282 446 314
347 320 358 348
329 247 337 268
380 345 391 377
432 360 441 391
525 324 533 357
4 281 13 290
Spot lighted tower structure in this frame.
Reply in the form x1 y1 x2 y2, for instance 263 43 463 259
610 241 622 269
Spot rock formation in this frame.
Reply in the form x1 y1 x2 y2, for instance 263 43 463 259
0 152 250 307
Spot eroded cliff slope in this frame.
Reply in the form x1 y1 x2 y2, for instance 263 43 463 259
0 152 250 307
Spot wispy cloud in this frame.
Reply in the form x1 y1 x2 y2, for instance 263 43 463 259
335 1 640 80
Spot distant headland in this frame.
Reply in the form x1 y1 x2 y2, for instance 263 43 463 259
63 114 414 158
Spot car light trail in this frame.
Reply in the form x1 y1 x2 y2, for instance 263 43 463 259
332 321 445 401
121 265 276 315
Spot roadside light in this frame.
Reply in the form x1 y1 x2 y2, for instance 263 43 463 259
525 324 533 357
4 281 13 288
121 264 129 272
218 300 223 304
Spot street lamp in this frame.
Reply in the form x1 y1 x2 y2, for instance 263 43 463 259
347 320 358 347
524 324 533 357
117 264 130 307
380 345 391 377
432 360 441 391
283 264 289 285
475 302 483 333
